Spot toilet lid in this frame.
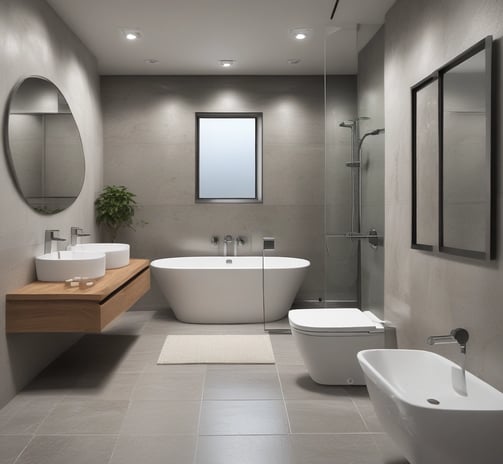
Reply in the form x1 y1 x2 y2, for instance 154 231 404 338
288 308 383 333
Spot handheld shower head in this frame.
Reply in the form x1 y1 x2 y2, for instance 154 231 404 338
358 128 385 151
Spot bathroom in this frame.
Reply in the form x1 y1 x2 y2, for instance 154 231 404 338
1 0 503 463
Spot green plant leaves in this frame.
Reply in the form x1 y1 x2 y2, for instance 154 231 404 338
95 185 138 241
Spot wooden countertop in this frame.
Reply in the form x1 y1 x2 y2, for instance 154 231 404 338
6 259 151 333
6 259 149 302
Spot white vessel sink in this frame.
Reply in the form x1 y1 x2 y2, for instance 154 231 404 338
357 349 503 464
35 251 106 282
72 243 130 269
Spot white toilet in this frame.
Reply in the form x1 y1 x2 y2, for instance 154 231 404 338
288 308 385 385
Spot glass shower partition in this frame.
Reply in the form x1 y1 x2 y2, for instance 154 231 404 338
324 25 385 318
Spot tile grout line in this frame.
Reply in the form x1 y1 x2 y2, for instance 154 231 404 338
273 339 294 436
106 370 142 464
11 435 35 464
29 395 66 437
349 394 372 432
192 364 207 464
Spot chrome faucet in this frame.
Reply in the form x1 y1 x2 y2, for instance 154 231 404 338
234 236 246 256
427 328 470 354
70 227 91 246
44 229 66 254
223 235 233 256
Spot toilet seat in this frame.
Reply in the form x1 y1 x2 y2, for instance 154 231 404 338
288 308 384 334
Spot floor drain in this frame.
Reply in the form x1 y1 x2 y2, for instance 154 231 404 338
427 398 440 405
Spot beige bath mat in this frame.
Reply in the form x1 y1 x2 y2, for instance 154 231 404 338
157 334 275 364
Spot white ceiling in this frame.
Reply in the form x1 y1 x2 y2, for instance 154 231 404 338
46 0 395 75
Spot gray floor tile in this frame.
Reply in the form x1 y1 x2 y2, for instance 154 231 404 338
263 317 290 331
0 309 409 464
199 400 289 435
278 364 349 400
14 435 117 464
196 435 293 464
21 374 78 397
286 399 367 433
110 435 196 464
270 335 304 365
203 365 282 400
132 366 205 400
0 435 31 464
344 386 383 432
120 400 200 435
36 399 128 434
0 397 60 435
372 434 410 464
128 335 167 354
66 372 140 400
352 396 383 432
143 309 266 335
103 312 151 334
291 434 381 464
114 350 155 374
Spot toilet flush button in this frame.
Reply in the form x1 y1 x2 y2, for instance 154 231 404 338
346 378 354 385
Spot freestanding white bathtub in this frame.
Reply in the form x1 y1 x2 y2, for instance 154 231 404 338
150 256 310 323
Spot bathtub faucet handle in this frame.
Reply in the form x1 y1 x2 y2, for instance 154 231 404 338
451 328 469 354
211 236 219 245
224 235 233 243
236 236 246 245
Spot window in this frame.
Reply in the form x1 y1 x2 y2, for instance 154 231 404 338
196 112 262 202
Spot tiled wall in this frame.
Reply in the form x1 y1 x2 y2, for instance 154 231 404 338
0 0 102 407
385 0 503 389
102 75 356 308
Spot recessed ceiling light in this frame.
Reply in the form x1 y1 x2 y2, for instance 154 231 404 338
219 60 235 68
121 29 142 41
145 58 159 64
290 28 312 41
288 58 301 65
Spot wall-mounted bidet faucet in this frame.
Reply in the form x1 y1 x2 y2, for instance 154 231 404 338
427 328 470 354
70 227 91 246
44 229 66 254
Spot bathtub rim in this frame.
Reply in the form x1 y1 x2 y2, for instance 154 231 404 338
150 256 311 270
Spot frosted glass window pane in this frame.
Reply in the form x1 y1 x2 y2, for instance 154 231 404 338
198 117 257 199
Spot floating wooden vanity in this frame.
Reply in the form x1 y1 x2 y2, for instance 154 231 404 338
6 259 150 333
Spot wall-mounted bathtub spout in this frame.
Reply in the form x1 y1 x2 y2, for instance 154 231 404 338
223 235 233 256
427 328 470 354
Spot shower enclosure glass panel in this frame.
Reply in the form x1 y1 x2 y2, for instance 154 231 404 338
358 27 385 318
324 28 359 307
324 25 385 317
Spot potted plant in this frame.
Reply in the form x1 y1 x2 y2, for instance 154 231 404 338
95 185 138 242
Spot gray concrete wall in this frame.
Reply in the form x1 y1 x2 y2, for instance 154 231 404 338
0 0 102 407
358 27 385 318
102 75 356 308
385 0 503 389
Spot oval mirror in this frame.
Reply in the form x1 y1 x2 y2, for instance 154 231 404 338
4 76 85 214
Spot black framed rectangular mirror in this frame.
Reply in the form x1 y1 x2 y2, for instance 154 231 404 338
439 36 494 260
411 74 439 251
